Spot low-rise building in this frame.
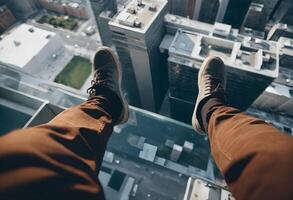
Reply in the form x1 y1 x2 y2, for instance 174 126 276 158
0 24 64 74
170 144 183 162
39 0 89 19
0 5 16 33
183 178 235 200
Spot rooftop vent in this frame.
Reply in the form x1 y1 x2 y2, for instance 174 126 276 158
149 4 157 12
127 7 136 14
28 28 34 33
13 40 21 47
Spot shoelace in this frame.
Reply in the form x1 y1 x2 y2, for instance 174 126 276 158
204 75 224 96
87 70 111 95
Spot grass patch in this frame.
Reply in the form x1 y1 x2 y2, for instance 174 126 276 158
55 56 91 89
38 14 78 30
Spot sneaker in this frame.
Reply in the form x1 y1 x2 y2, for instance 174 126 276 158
87 47 129 125
192 56 226 135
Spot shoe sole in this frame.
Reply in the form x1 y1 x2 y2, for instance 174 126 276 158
92 47 129 125
192 56 219 135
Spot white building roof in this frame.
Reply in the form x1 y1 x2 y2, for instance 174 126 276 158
184 141 194 150
139 143 158 162
110 0 168 34
173 144 183 152
0 24 56 68
103 151 115 163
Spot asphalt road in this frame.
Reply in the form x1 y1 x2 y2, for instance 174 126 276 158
102 153 188 200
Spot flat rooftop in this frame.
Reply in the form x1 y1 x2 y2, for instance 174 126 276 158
169 30 278 77
109 0 168 34
0 24 56 68
164 14 214 35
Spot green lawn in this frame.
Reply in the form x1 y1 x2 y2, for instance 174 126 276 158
38 14 78 30
55 56 92 89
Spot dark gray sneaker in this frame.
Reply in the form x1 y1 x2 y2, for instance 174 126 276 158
87 47 129 125
192 56 226 135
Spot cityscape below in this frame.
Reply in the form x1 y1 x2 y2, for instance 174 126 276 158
0 0 292 199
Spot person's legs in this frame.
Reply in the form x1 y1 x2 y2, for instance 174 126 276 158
0 47 128 200
192 56 293 200
203 99 293 200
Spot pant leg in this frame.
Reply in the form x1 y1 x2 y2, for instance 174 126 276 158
207 105 293 200
0 96 117 200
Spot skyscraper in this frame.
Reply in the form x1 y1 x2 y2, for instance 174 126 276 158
109 0 169 112
169 0 229 23
170 0 194 18
223 0 252 28
270 0 293 26
89 0 117 19
89 0 117 46
165 29 278 122
98 10 115 46
241 3 267 31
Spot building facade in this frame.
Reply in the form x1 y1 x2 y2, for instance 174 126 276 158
7 0 40 19
89 0 117 22
109 0 169 112
169 0 229 24
241 2 267 31
89 0 117 46
39 0 89 19
0 5 16 33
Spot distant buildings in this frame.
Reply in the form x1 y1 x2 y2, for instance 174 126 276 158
109 0 169 112
167 30 277 121
170 144 183 162
0 24 64 72
89 0 117 46
159 14 280 122
139 143 158 162
222 0 252 28
89 0 117 20
183 178 235 200
7 0 40 19
253 37 293 117
39 0 89 19
270 0 293 26
0 5 16 33
195 0 229 24
241 3 267 32
169 0 196 18
169 0 229 24
267 23 293 41
85 0 292 124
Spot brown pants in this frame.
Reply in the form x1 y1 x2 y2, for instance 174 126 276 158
0 96 292 200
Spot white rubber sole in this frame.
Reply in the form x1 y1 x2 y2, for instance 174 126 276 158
192 56 220 135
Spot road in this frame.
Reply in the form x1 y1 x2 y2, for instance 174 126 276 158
101 153 188 200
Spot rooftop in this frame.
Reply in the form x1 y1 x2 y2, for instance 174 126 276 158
109 0 168 34
0 24 56 68
183 178 235 200
169 30 278 78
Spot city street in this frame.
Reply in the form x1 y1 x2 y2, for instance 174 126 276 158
102 153 188 200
